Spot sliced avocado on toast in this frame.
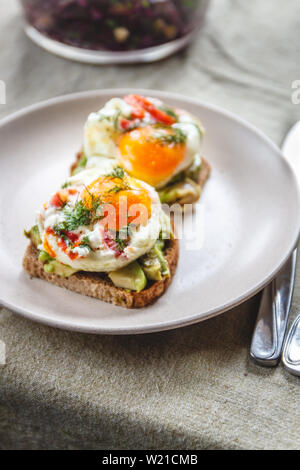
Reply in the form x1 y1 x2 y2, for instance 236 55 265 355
108 261 147 292
24 225 171 291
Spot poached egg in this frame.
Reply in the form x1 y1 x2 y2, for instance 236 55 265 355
37 166 165 272
83 94 204 189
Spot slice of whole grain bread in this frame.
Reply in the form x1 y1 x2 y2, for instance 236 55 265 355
23 238 179 309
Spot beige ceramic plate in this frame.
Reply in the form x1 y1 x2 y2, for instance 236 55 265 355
0 89 299 334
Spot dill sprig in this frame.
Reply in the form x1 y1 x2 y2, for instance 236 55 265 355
154 127 187 145
105 167 131 193
54 193 103 235
109 166 125 179
110 223 136 252
107 183 131 194
79 236 92 250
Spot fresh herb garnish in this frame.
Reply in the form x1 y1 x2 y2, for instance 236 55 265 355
98 111 122 131
105 167 130 194
153 126 187 145
110 223 136 251
72 153 87 176
107 186 126 194
113 111 122 130
107 182 131 194
192 122 204 138
109 166 125 179
114 234 125 251
54 193 102 235
79 236 92 250
59 202 91 231
119 223 135 239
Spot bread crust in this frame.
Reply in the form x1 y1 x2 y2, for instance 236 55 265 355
23 239 179 309
197 157 211 188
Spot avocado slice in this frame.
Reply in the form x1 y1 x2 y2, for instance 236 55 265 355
44 259 78 278
38 250 53 262
141 254 163 281
153 243 170 277
159 177 201 205
140 241 170 281
24 224 41 248
108 261 147 292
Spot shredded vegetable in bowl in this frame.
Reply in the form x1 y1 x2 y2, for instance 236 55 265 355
21 0 208 52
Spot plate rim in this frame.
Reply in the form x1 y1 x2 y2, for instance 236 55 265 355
1 88 300 335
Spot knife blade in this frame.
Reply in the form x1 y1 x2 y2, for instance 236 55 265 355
250 122 300 366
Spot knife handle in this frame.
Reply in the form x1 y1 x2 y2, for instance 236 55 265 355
250 249 297 366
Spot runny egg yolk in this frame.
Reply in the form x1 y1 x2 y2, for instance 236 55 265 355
82 176 152 230
117 126 186 187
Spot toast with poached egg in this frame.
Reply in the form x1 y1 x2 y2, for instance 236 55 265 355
23 163 178 308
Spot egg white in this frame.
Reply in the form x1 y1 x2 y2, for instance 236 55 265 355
38 166 163 272
84 98 132 159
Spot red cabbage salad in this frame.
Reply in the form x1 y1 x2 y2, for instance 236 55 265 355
21 0 204 51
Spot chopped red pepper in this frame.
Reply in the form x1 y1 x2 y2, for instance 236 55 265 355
45 228 79 260
124 94 176 125
64 231 79 243
124 95 146 119
68 251 79 260
103 230 122 257
120 118 132 131
147 106 176 125
57 234 79 260
57 237 67 251
131 108 145 119
50 193 64 208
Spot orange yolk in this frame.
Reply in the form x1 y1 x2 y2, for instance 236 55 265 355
82 176 152 230
117 126 186 187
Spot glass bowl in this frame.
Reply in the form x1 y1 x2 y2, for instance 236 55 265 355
20 0 210 64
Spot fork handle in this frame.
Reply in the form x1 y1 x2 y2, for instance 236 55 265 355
282 314 300 376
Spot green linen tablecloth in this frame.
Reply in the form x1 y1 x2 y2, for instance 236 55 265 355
0 0 300 450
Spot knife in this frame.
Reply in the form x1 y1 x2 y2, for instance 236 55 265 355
250 122 300 366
